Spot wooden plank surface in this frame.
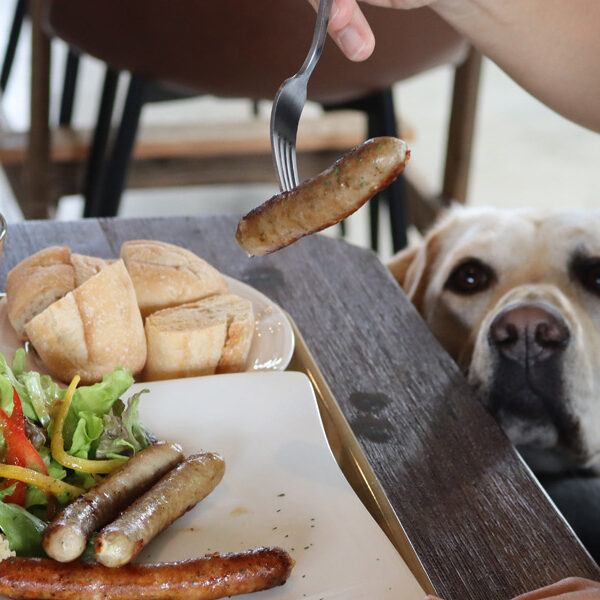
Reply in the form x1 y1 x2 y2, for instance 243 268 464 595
0 216 598 600
0 111 367 165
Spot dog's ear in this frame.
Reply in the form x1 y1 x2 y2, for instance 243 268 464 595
387 245 420 288
387 230 443 313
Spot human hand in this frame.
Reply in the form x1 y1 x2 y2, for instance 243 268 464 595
305 0 435 61
511 577 600 600
424 577 600 600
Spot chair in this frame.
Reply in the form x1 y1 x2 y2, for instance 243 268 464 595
44 0 481 251
1 0 80 125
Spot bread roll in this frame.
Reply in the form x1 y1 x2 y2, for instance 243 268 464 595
144 294 254 381
25 260 146 385
120 240 228 317
71 253 108 287
6 248 111 340
6 246 75 340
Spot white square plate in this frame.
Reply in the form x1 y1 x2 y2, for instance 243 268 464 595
131 371 425 600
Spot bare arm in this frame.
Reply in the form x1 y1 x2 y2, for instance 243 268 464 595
312 0 600 132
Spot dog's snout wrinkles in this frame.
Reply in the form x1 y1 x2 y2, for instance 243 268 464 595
489 303 570 362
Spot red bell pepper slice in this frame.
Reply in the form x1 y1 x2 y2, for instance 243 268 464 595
0 388 49 505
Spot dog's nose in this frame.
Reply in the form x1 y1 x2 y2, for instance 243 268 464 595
489 303 570 362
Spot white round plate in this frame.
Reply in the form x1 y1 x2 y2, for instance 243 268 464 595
225 275 295 372
0 279 295 378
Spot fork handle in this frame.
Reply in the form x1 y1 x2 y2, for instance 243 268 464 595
299 0 334 78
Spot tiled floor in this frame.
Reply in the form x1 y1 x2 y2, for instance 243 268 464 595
1 1 599 260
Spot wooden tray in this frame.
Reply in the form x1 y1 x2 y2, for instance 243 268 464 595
286 316 435 595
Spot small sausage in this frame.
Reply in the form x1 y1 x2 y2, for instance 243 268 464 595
235 136 409 256
95 452 225 568
42 441 184 563
0 547 294 600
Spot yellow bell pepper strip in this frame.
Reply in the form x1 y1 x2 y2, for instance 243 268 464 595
51 376 127 474
0 388 49 506
0 464 83 499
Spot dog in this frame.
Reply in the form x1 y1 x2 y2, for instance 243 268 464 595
387 205 600 559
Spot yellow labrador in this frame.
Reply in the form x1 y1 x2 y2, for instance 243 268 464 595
388 206 600 475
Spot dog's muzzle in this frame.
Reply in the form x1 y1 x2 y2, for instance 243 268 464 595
483 301 581 457
489 302 570 363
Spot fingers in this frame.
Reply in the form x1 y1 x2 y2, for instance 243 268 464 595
512 578 600 600
307 0 375 61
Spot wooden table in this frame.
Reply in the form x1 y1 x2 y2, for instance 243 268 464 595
1 215 598 599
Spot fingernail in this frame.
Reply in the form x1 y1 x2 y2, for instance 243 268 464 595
338 27 367 61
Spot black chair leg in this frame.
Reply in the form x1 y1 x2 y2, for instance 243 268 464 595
325 88 408 253
369 194 380 251
59 48 81 126
0 0 27 92
365 98 382 252
83 67 120 217
364 89 408 253
387 175 408 253
93 76 147 217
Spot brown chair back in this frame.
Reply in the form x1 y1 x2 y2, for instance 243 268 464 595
46 0 468 104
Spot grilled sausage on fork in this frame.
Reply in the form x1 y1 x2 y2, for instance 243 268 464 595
235 136 409 256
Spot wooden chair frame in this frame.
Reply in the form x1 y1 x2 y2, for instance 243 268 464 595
0 0 482 242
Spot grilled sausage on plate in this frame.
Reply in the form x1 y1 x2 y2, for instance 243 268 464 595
0 548 294 600
43 441 184 563
95 452 225 568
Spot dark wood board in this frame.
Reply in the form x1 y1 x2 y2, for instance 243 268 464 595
1 215 598 600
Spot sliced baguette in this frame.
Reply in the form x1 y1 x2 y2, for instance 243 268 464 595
25 260 146 385
120 240 228 318
144 294 254 381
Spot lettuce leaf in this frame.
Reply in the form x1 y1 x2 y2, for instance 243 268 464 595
96 390 151 459
20 371 63 428
0 353 36 420
60 367 134 449
0 486 46 557
68 412 104 459
11 349 25 377
24 447 69 509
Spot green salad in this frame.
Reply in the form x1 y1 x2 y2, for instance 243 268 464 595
0 349 151 557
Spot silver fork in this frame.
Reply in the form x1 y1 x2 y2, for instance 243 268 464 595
270 0 334 192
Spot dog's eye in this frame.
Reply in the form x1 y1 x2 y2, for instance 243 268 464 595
574 258 600 295
445 259 495 295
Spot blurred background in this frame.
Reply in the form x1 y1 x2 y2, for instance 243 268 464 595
0 0 598 261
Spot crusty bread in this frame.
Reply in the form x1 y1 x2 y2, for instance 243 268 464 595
71 253 108 287
120 240 228 318
212 295 255 374
144 294 254 381
25 260 146 385
6 246 75 340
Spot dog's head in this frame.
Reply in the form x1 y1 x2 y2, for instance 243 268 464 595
389 206 600 474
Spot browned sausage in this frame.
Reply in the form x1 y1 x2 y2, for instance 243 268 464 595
95 452 225 567
0 547 294 600
235 136 409 256
43 441 184 563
